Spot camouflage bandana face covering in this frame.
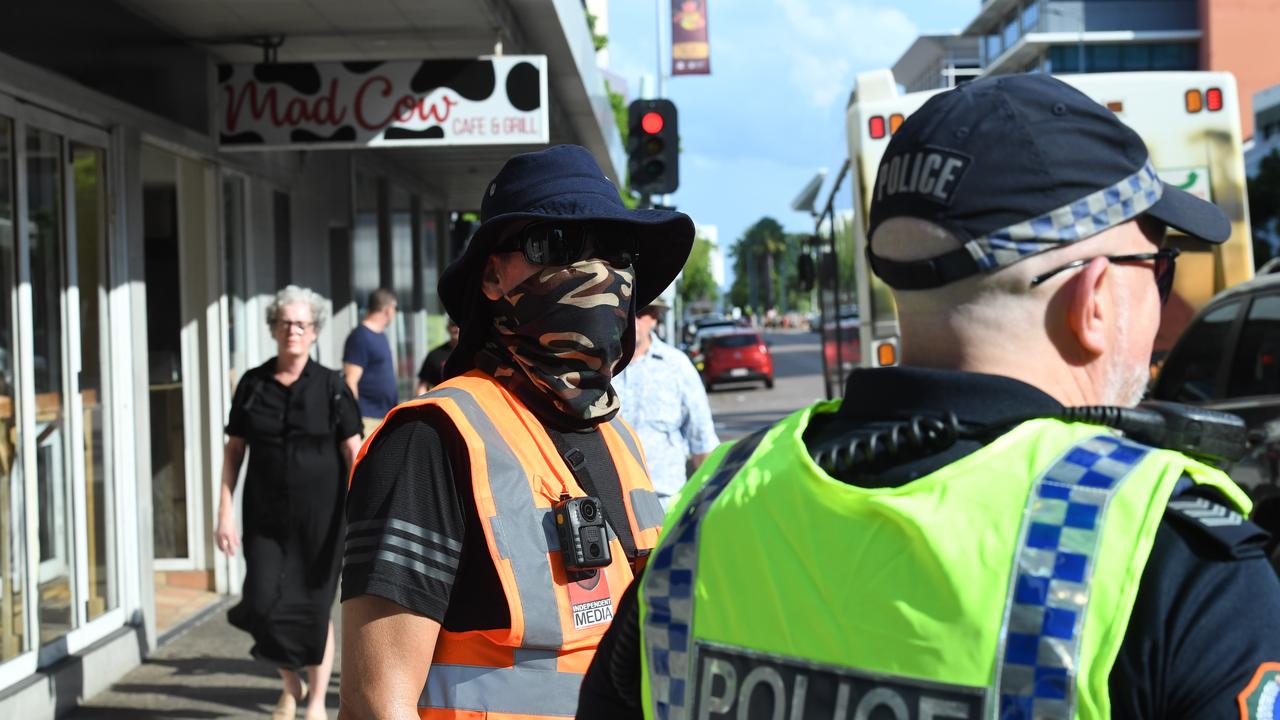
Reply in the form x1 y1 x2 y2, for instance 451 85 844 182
478 259 635 427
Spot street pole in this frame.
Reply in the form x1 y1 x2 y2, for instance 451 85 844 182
655 0 665 99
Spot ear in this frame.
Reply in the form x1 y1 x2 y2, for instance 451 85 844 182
1066 257 1112 357
481 256 504 301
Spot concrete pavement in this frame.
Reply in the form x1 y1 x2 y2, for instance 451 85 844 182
67 600 341 720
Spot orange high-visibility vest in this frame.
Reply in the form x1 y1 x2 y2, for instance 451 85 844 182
350 371 665 720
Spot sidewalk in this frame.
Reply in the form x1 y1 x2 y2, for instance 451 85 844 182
66 600 341 720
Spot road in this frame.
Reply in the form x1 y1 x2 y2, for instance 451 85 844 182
707 330 826 440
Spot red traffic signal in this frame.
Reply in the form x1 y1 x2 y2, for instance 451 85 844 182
628 99 679 195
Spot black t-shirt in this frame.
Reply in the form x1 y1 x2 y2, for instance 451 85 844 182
417 341 455 389
341 399 637 628
578 367 1280 720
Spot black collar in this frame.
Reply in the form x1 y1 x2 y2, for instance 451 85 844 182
838 366 1063 428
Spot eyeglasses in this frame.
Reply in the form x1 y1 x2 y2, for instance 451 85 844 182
1029 248 1180 304
275 320 315 333
499 222 638 269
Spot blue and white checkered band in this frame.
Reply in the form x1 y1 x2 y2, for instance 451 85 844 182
642 428 768 720
966 161 1163 272
994 434 1151 719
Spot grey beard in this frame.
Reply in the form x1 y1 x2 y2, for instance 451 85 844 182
1103 302 1151 407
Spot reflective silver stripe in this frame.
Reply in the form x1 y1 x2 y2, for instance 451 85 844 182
346 517 464 553
994 434 1150 719
642 429 769 720
420 663 583 716
513 647 560 670
344 533 460 571
343 549 455 584
612 419 649 474
629 487 665 532
432 387 563 649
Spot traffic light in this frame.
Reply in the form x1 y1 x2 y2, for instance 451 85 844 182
628 99 678 195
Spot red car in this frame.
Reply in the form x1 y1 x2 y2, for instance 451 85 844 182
701 330 774 391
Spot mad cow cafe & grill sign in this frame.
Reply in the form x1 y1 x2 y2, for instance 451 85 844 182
218 56 549 150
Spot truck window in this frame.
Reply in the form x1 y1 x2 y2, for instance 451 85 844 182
1157 300 1242 402
1227 294 1280 398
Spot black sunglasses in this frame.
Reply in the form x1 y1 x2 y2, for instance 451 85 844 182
1029 248 1180 304
499 222 638 269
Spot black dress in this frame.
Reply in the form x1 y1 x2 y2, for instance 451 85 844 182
225 357 362 669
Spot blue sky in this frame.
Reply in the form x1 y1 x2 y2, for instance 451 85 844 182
605 0 976 268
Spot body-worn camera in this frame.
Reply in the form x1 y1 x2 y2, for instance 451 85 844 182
554 494 612 571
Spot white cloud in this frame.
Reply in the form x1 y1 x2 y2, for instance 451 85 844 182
774 0 918 108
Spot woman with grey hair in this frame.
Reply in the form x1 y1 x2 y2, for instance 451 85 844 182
215 285 361 719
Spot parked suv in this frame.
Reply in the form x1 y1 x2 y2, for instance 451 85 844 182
701 330 774 391
1151 272 1280 491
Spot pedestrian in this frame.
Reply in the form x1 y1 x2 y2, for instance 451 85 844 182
413 316 459 395
614 298 719 508
579 75 1280 719
339 144 693 719
343 287 398 436
215 285 362 720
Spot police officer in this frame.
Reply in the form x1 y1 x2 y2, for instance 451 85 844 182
340 145 692 719
579 76 1280 719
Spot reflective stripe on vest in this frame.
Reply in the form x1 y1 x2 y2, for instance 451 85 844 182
421 651 582 716
431 386 563 650
642 428 769 720
642 432 1151 720
995 434 1149 719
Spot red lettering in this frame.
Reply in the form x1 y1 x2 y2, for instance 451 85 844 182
354 75 394 131
315 78 346 126
224 78 349 132
223 82 280 132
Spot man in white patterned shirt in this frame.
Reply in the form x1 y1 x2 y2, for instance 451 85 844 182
615 299 720 507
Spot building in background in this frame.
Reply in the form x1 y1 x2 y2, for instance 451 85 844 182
891 0 1280 139
0 1 623 716
892 34 982 93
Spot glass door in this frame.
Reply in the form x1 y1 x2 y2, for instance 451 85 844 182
0 116 27 664
71 143 115 622
26 126 74 644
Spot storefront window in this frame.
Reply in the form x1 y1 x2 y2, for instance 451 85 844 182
0 116 27 662
72 143 116 621
28 126 74 644
142 148 188 561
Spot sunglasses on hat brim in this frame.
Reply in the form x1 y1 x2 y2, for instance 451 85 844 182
497 221 639 269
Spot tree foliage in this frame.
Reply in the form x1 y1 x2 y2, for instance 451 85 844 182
729 217 808 313
1250 148 1280 266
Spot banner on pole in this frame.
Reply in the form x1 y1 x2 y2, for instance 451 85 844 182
671 0 711 76
218 56 549 150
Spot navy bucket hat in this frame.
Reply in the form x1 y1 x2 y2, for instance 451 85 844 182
439 144 695 377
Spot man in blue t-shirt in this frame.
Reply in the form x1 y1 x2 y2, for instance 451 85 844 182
343 287 398 435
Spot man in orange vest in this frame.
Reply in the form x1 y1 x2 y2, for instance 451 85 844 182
339 145 694 720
